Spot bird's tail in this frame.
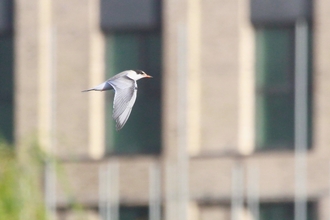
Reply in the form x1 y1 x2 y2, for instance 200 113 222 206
81 88 94 92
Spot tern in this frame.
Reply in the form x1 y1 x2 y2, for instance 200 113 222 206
82 70 152 130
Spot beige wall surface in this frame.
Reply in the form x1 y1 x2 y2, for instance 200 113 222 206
15 0 105 158
13 0 330 219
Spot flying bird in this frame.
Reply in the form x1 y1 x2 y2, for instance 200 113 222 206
82 70 152 130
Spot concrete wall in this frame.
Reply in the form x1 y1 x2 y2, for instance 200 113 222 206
14 0 330 219
15 0 105 158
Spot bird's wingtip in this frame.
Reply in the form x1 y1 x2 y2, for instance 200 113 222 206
115 124 123 131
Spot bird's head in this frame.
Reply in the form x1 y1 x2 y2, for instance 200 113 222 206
130 70 152 80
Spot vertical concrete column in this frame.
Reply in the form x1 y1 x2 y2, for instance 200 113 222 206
54 0 105 158
313 0 330 156
16 0 48 151
87 0 106 159
237 0 255 155
163 1 202 220
38 0 53 152
186 0 202 156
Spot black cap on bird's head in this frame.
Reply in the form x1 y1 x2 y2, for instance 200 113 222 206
134 70 152 78
135 70 146 75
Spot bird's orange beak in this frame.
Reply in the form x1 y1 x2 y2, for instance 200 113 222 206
145 74 153 78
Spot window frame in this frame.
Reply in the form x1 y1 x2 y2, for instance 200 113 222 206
104 30 162 155
254 24 313 151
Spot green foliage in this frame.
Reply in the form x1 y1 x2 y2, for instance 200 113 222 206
0 138 93 220
0 140 47 220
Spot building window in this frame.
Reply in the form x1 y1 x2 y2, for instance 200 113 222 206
0 35 14 143
255 26 312 150
120 206 148 220
260 202 316 220
105 31 162 154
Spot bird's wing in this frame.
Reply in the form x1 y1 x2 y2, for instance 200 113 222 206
107 75 133 90
114 89 137 130
108 77 138 130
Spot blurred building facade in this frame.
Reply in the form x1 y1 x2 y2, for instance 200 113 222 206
0 0 330 219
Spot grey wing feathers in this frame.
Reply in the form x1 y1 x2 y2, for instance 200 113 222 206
108 76 137 130
114 90 137 130
112 87 136 119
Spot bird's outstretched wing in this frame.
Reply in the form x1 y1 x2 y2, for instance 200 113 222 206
108 76 137 130
114 89 137 130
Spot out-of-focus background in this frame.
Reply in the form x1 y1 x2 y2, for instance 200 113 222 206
0 0 329 219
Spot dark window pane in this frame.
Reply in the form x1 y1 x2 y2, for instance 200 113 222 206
256 93 295 149
0 35 14 143
255 25 313 150
256 27 295 149
307 27 313 148
120 206 148 220
256 27 295 88
260 202 316 220
105 32 161 154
